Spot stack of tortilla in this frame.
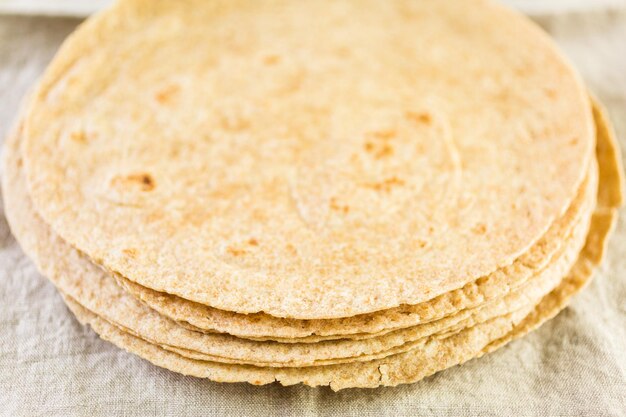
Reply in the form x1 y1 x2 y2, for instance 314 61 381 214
2 0 623 390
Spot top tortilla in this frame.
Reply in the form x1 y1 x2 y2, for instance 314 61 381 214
21 0 594 318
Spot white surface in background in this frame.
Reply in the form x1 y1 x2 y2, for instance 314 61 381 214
507 0 626 14
0 0 626 16
0 0 108 16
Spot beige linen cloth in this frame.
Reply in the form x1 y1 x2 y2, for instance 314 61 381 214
0 11 625 417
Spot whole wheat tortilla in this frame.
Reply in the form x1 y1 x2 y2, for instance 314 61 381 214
21 0 594 318
1 125 593 367
31 98 625 389
118 170 594 342
58 145 622 389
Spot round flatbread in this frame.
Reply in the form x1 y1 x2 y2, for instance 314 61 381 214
22 0 594 318
55 100 624 388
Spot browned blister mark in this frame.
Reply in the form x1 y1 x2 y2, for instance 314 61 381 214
366 176 405 192
155 84 179 104
262 54 281 65
285 243 298 256
416 239 429 249
329 197 350 213
70 130 88 144
111 173 156 192
405 110 432 125
370 129 397 140
472 223 487 235
364 141 394 159
226 246 247 257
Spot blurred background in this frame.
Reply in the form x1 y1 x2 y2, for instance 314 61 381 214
1 0 626 16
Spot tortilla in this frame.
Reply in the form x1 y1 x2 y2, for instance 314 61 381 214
54 98 623 388
21 0 594 318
